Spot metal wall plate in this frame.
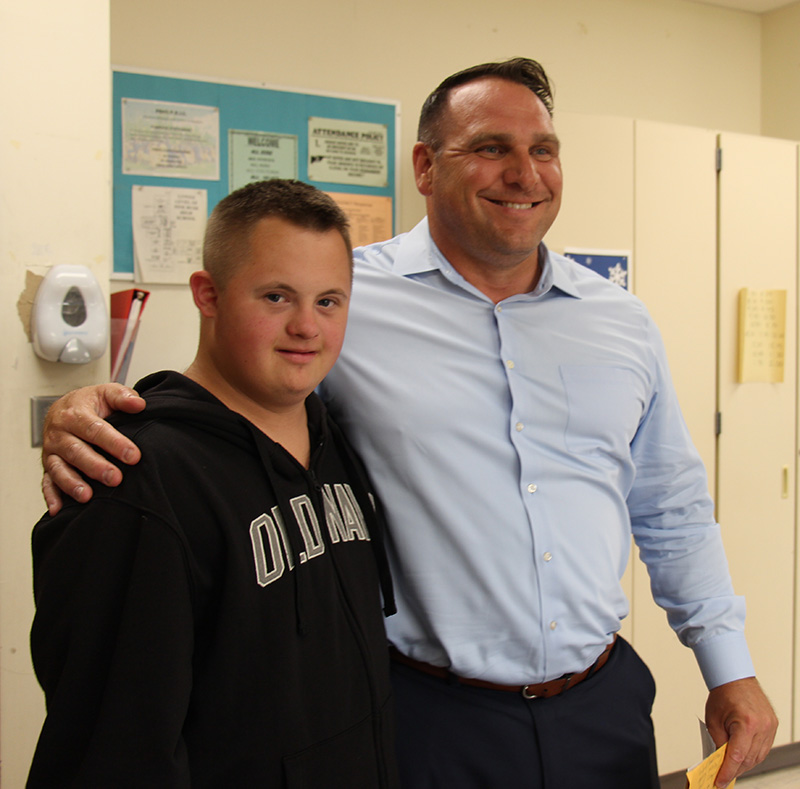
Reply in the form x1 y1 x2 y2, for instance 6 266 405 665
30 396 61 448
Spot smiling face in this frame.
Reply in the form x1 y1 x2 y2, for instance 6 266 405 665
194 216 352 418
413 77 562 297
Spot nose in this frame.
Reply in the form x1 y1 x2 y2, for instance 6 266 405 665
287 304 320 339
504 150 540 189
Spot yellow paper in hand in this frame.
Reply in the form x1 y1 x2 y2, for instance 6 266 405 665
685 743 736 789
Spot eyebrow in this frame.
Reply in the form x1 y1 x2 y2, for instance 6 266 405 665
256 282 349 298
467 132 561 149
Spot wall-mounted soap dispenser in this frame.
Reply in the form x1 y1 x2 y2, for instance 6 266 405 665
31 265 108 364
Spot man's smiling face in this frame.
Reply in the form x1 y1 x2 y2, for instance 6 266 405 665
414 76 562 286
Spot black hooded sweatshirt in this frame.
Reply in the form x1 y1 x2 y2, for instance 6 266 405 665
28 371 399 788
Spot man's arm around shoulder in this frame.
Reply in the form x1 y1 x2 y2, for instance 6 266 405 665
41 384 145 515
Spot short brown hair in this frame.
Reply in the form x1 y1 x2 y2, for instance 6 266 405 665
417 57 554 150
203 179 352 288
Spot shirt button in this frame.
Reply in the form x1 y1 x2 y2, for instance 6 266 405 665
515 422 524 432
496 305 503 313
527 483 538 494
543 552 552 562
550 621 558 630
506 360 515 369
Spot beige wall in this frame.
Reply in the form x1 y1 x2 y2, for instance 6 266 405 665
0 1 111 786
3 0 800 784
763 1 800 140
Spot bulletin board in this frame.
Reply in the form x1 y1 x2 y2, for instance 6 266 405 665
112 68 400 279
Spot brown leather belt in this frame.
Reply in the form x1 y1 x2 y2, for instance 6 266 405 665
390 635 617 700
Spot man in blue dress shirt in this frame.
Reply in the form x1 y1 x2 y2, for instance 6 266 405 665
41 58 776 788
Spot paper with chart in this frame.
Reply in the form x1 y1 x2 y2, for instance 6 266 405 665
132 185 207 284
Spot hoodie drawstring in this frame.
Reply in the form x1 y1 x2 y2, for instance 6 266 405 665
326 419 397 618
248 424 310 636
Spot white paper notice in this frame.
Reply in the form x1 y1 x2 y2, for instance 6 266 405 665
228 129 298 191
308 117 388 187
122 98 220 180
132 186 207 284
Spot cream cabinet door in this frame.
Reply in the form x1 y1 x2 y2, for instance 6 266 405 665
546 111 634 253
632 120 719 775
797 148 800 743
717 132 797 747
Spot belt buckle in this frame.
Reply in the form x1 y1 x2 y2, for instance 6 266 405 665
521 685 539 700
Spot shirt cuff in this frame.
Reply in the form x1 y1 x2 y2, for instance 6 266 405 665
692 631 756 690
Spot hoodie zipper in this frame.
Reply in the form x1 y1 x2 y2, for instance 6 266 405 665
306 464 392 788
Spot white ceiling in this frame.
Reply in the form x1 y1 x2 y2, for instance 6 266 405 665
684 0 795 12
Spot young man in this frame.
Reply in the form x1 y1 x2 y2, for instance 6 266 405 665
28 180 398 788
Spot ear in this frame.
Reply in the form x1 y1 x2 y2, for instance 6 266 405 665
190 270 219 317
412 141 435 197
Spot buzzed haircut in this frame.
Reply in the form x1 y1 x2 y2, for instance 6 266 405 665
417 57 555 151
203 179 352 288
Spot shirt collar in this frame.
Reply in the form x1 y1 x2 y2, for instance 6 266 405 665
393 217 582 301
539 248 582 300
393 217 442 276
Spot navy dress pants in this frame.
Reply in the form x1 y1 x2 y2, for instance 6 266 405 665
391 636 659 789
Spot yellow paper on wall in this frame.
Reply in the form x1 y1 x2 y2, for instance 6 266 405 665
326 192 393 247
738 288 786 383
685 743 736 789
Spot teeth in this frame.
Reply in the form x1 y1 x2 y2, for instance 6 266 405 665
499 201 534 209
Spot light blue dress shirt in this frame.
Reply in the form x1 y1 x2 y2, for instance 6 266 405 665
320 218 754 689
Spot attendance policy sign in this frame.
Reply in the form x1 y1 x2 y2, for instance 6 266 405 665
308 117 388 188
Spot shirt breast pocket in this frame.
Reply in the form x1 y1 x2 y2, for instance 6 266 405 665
559 364 645 460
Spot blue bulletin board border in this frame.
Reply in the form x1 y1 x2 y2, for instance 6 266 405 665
112 67 400 278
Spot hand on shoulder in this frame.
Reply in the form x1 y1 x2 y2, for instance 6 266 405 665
41 384 145 515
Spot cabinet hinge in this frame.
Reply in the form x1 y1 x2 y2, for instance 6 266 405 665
715 412 722 435
716 148 723 173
